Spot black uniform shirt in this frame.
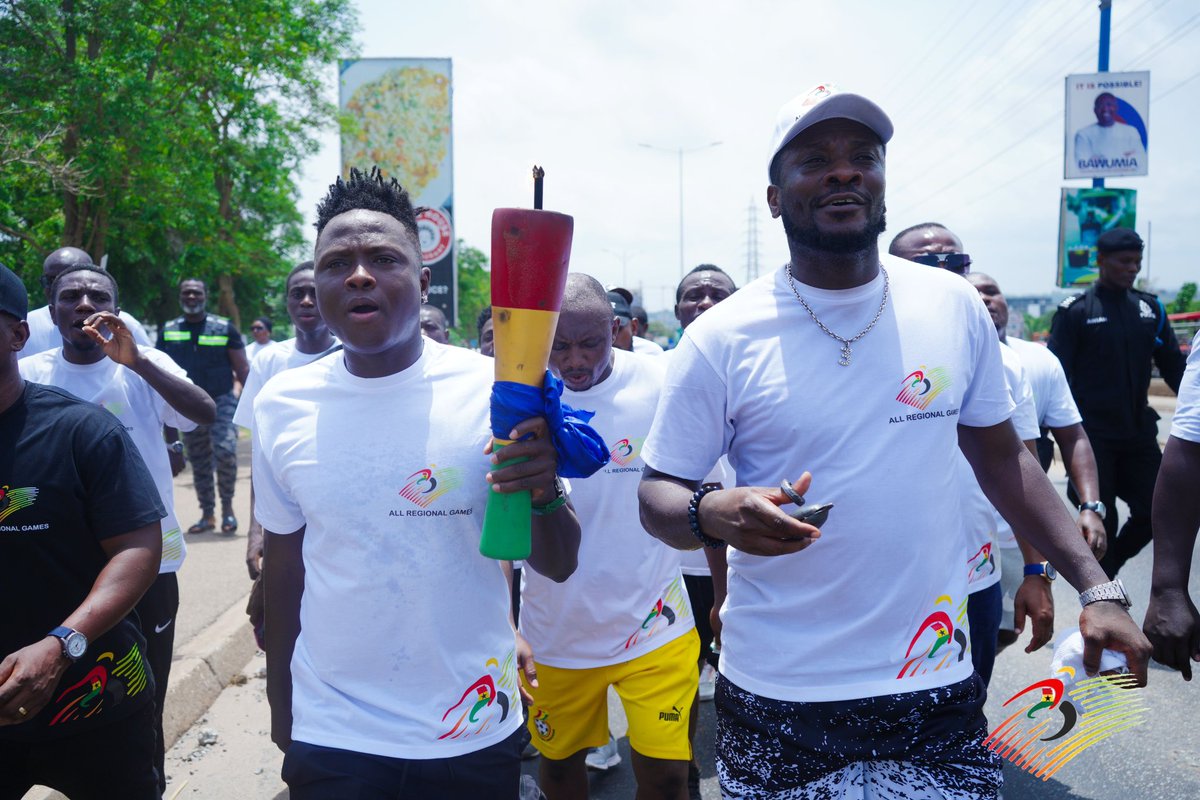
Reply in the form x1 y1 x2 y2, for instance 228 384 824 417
156 314 244 398
1048 284 1186 439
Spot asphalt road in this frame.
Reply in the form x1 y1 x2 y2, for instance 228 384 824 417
55 400 1199 800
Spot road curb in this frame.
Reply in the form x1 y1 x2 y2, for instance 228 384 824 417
25 592 255 800
164 591 257 749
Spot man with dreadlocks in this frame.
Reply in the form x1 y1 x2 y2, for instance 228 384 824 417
255 167 581 799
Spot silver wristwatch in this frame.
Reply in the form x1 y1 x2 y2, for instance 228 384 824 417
1078 578 1131 609
1078 501 1107 520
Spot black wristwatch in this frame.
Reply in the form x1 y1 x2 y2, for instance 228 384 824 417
168 441 185 455
1078 501 1106 520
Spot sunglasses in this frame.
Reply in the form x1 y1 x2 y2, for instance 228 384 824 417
910 253 972 274
250 325 266 331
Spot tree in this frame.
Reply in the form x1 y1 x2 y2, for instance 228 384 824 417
449 239 489 346
0 0 356 328
1171 282 1197 315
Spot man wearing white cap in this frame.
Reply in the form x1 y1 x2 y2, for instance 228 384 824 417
638 84 1152 798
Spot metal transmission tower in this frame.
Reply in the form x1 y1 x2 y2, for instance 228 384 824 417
744 199 761 284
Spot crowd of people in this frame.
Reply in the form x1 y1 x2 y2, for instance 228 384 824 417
0 84 1197 800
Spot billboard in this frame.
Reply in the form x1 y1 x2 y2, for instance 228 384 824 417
1057 187 1137 288
339 58 457 324
1064 71 1149 179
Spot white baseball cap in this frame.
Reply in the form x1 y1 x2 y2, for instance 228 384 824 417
767 84 893 178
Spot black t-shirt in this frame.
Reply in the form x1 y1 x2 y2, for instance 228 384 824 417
0 382 166 742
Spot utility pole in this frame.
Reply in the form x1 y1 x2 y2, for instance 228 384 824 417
1094 0 1113 190
638 141 722 280
744 199 760 284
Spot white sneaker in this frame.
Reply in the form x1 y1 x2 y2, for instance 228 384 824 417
699 663 717 702
585 734 622 770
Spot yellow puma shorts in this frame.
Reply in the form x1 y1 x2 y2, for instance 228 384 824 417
526 628 699 762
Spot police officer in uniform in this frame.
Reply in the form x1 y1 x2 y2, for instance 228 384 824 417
157 278 250 535
1049 228 1186 578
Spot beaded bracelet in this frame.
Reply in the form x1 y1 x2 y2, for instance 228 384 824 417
687 483 725 548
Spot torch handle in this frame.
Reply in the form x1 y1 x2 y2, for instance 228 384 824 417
479 440 532 560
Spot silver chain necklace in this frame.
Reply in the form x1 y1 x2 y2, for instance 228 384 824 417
785 265 890 366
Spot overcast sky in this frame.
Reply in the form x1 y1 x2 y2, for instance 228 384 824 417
295 0 1200 313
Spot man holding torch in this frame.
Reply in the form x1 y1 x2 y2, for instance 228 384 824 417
256 168 581 799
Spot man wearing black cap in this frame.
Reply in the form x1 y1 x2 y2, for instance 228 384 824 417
638 84 1152 799
1049 228 1187 578
607 288 635 352
0 262 167 798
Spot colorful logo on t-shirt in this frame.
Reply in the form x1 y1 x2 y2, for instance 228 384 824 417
897 594 969 679
608 437 644 467
0 485 38 524
624 576 690 650
985 668 1146 780
966 542 996 584
50 642 148 726
399 466 462 508
896 366 951 410
438 650 517 740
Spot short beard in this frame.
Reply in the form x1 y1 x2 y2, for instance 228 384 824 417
181 301 205 316
781 204 887 255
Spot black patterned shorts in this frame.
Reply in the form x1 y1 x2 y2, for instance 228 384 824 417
715 673 1001 799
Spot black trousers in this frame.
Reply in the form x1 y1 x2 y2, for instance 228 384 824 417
135 571 180 795
1068 433 1162 579
282 727 525 800
0 702 158 800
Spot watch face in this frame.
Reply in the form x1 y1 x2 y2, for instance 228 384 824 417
65 632 88 659
1044 563 1058 581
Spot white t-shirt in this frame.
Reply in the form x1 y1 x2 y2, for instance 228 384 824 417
251 342 522 759
960 342 1041 569
1073 122 1147 174
632 337 665 356
20 305 152 359
1170 331 1200 443
520 349 693 669
641 257 1013 702
233 337 340 429
19 347 191 573
1006 338 1082 429
244 339 274 363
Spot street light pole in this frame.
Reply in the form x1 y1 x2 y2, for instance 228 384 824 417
639 141 722 280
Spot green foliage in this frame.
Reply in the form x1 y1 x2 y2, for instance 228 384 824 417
647 319 677 346
449 239 489 346
1023 308 1057 337
0 0 357 329
1171 282 1197 314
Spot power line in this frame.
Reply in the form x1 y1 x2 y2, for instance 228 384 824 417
1152 62 1200 101
892 110 1061 218
920 37 1200 217
882 3 976 101
1117 7 1200 67
898 0 1171 179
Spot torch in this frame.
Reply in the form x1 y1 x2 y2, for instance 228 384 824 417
480 167 574 560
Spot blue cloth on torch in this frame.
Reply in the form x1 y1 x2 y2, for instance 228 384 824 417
490 371 609 479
